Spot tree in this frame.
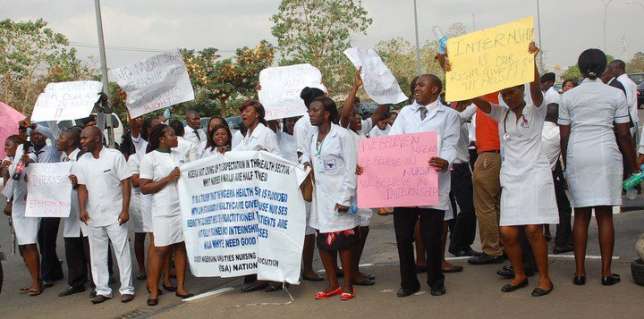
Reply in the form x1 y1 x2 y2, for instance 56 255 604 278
271 0 373 95
562 54 615 81
627 52 644 73
179 41 275 117
0 19 94 113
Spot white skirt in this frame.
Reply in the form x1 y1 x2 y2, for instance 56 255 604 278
12 211 40 245
140 194 153 233
152 213 184 247
499 163 559 226
129 191 145 233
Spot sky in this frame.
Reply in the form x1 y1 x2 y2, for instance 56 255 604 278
1 0 642 73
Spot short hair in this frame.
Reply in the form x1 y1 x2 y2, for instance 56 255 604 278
61 127 82 149
5 134 24 146
299 87 325 108
610 59 626 71
419 74 443 94
311 96 339 124
239 100 267 124
578 49 607 80
169 119 185 137
540 72 556 83
185 109 199 118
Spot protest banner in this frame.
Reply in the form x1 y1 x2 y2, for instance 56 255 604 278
445 16 535 102
30 81 102 122
344 48 408 105
0 101 25 158
109 50 195 118
177 151 307 284
258 64 327 121
357 132 439 208
25 162 73 218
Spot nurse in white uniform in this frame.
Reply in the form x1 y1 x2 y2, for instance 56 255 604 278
140 124 193 306
472 42 557 297
200 123 232 159
308 96 358 301
559 49 639 286
233 100 285 292
3 135 42 295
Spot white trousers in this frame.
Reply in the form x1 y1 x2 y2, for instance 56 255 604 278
88 222 134 297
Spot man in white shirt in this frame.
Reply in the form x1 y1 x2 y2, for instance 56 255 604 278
73 126 135 304
182 110 206 145
608 60 639 142
540 105 573 254
540 72 561 108
388 74 460 297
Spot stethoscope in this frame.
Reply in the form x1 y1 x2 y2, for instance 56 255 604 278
502 110 529 141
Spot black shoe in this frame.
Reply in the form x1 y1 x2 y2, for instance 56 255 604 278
450 247 483 257
121 294 135 303
396 287 420 298
601 274 620 286
497 265 535 279
241 281 269 293
573 275 586 286
91 294 111 304
430 284 446 296
42 281 55 288
501 278 529 292
176 292 195 299
162 284 177 292
147 298 158 306
553 244 574 254
89 289 97 299
468 253 505 265
58 286 86 297
531 286 554 297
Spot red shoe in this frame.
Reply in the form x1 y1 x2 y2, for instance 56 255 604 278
340 291 354 301
314 288 342 300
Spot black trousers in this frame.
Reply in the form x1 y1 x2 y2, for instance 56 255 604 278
38 217 63 282
64 236 91 288
553 161 572 247
448 163 477 253
394 207 444 289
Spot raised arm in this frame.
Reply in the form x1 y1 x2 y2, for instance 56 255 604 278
528 42 544 107
341 68 363 128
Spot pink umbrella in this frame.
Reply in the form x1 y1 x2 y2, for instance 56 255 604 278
0 101 26 159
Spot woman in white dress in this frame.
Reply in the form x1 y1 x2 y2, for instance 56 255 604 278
200 124 232 159
233 100 283 292
559 49 638 286
2 135 42 295
140 124 193 306
473 43 557 297
308 96 358 301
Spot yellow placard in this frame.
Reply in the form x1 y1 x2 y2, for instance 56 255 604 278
445 17 535 102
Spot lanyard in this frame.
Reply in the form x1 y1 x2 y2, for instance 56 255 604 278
502 110 529 138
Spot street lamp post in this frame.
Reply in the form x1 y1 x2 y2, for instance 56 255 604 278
413 0 422 76
93 0 115 148
536 0 546 71
603 0 615 52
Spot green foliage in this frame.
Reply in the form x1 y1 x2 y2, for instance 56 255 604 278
271 0 372 95
562 54 616 82
627 52 644 73
0 19 94 113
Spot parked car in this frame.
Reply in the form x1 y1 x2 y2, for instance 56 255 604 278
629 73 644 109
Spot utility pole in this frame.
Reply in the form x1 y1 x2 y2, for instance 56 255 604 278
94 0 115 148
603 0 615 52
536 0 546 72
413 0 422 76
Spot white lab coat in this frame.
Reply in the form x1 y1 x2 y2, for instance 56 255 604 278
559 78 630 207
183 125 207 145
488 99 558 226
233 123 282 157
62 149 88 238
309 124 359 233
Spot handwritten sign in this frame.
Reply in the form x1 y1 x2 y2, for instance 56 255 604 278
445 17 535 102
357 132 439 208
177 151 307 284
109 50 195 118
344 48 407 105
30 81 102 122
258 64 327 121
25 163 73 217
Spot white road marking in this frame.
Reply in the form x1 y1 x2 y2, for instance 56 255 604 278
182 287 235 302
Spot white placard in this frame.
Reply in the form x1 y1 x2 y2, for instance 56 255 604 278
178 151 306 284
25 162 73 218
30 81 102 122
109 50 195 118
258 64 327 121
344 48 408 105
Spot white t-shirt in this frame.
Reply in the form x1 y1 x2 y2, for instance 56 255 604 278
72 148 132 227
139 150 181 218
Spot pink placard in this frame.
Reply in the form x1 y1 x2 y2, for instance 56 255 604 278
357 132 439 208
0 101 25 159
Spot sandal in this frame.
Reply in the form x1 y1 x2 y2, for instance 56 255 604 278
353 276 375 286
314 288 342 300
28 287 43 296
340 291 354 301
